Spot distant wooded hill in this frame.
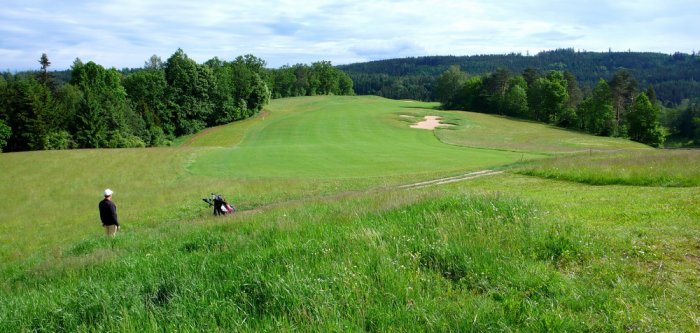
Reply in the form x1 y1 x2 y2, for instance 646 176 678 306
338 49 700 105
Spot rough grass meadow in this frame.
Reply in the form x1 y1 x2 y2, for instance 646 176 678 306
516 149 700 186
1 96 698 332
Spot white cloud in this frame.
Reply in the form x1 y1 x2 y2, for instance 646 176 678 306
0 0 698 71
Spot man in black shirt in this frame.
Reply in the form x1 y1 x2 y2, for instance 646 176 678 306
99 189 119 237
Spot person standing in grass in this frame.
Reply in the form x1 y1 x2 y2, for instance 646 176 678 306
99 189 120 237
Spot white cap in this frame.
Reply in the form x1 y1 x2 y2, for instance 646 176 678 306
104 189 114 197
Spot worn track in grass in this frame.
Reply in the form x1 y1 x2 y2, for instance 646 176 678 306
234 170 504 215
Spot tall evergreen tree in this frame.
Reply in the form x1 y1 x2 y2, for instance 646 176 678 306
482 68 510 114
2 75 54 151
37 53 54 89
645 84 658 105
564 71 583 109
522 67 540 91
70 59 137 148
609 69 638 134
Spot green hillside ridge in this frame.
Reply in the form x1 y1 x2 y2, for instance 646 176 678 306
339 50 700 104
1 96 698 331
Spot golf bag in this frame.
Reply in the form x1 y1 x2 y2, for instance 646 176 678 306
202 193 235 215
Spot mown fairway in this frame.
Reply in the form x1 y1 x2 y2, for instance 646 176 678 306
187 96 537 178
1 96 698 332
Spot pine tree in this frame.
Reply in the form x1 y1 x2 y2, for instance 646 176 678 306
609 70 638 134
37 53 54 89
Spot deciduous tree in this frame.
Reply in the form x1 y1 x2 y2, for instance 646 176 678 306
436 66 467 109
164 49 215 135
627 92 664 146
577 79 614 135
501 76 529 117
123 65 170 144
528 71 569 124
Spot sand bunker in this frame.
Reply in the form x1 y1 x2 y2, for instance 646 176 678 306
410 116 453 130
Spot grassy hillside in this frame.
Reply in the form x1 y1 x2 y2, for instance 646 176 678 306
187 96 539 178
432 111 648 153
1 96 698 331
516 149 700 186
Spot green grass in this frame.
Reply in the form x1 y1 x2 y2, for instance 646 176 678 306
178 110 270 147
2 179 698 331
187 96 541 178
440 173 700 331
1 96 698 331
433 110 649 153
515 149 700 186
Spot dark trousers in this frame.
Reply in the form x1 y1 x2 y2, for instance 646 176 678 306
213 199 225 215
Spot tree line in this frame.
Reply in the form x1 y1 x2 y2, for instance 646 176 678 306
268 61 354 99
339 49 700 106
436 66 665 146
0 50 354 152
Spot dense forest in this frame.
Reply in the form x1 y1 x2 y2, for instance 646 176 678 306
0 50 353 152
338 49 700 105
339 49 700 146
435 66 667 146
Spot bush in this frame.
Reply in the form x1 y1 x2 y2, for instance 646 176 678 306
0 119 10 152
43 130 76 150
105 131 146 148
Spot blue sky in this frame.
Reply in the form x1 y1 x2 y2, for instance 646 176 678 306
1 0 698 71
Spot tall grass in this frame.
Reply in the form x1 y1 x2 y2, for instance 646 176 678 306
0 192 674 332
516 149 700 186
0 145 436 264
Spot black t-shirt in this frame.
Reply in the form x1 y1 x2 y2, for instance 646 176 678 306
99 199 119 226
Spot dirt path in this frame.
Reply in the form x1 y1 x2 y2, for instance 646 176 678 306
398 170 503 189
231 169 503 216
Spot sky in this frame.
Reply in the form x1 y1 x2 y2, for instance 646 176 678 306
1 0 699 71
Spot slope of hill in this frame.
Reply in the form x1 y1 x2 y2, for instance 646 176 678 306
1 96 698 331
0 95 655 259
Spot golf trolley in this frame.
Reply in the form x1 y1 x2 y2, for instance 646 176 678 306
202 193 235 215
